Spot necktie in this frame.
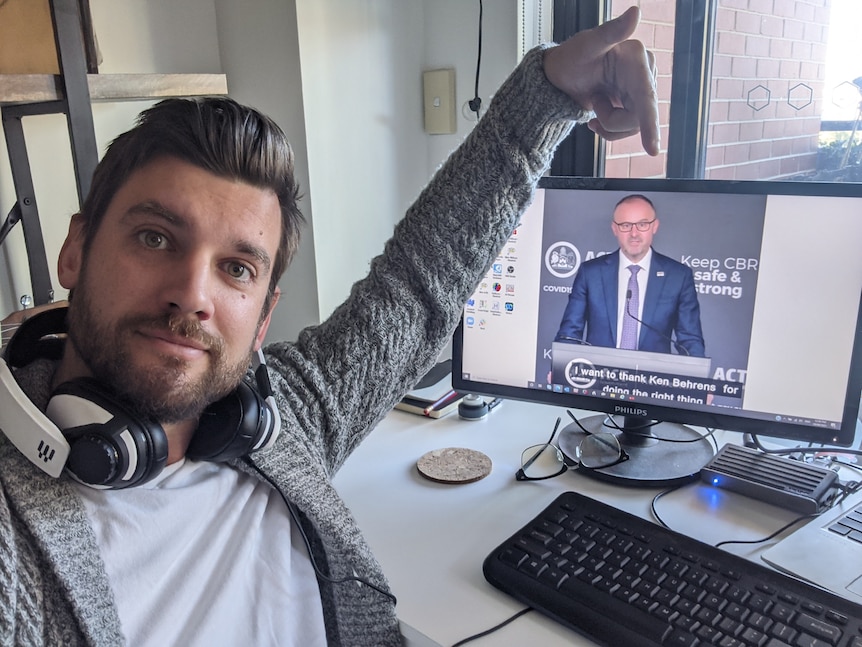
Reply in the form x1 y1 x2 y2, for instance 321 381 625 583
619 264 641 350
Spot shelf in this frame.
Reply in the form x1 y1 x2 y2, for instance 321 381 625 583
0 73 228 106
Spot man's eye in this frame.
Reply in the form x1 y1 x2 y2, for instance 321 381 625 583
139 231 167 249
227 263 251 280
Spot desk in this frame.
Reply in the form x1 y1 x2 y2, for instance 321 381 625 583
332 400 813 646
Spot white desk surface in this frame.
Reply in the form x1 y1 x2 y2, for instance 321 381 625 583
332 399 816 646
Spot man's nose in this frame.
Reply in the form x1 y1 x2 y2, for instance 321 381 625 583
162 256 215 320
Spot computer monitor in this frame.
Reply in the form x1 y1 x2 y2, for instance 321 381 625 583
452 177 862 487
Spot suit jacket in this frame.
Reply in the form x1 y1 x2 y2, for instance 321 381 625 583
556 249 705 357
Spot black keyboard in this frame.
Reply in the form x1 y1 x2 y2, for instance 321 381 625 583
483 491 862 647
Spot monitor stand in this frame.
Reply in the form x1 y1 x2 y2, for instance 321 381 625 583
557 414 715 488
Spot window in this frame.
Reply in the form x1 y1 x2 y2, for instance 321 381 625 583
552 0 862 183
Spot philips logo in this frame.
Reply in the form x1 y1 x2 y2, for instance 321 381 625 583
614 405 648 417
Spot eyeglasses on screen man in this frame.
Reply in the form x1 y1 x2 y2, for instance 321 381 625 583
516 416 630 481
613 219 656 232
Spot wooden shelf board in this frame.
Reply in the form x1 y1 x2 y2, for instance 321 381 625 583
1 73 228 105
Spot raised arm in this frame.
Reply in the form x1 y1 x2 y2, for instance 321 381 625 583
544 6 660 156
264 6 661 472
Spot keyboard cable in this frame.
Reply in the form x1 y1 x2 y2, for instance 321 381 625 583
450 607 534 647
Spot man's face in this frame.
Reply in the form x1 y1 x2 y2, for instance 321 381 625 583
57 155 282 424
612 198 658 264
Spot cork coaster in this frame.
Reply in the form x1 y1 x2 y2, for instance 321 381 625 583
416 447 492 484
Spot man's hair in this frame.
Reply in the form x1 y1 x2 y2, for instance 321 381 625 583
614 193 655 213
79 96 304 308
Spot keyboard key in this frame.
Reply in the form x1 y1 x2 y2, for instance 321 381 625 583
792 613 842 644
662 628 698 646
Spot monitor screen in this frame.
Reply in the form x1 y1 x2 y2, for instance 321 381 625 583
452 177 862 486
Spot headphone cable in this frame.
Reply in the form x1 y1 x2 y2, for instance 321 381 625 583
243 457 397 605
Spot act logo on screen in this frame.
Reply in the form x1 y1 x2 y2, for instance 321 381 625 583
564 358 598 389
545 241 581 279
492 282 502 292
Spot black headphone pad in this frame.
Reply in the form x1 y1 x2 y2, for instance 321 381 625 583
48 378 169 488
187 381 267 462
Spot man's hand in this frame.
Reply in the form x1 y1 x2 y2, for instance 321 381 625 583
543 6 660 156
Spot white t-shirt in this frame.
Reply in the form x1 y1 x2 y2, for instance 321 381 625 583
74 459 327 646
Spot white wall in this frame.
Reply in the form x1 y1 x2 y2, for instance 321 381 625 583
212 0 320 342
295 0 518 320
421 1 519 171
0 0 519 340
295 0 427 319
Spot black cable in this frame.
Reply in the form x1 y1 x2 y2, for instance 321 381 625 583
650 484 686 529
832 457 862 478
450 607 534 646
713 513 817 550
750 433 862 458
243 457 397 605
650 482 820 547
468 0 484 117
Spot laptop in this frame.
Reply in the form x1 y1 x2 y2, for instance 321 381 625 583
761 490 862 604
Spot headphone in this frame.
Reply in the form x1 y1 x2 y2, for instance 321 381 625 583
0 307 282 488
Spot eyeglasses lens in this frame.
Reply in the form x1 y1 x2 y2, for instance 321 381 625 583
577 432 623 468
520 443 565 479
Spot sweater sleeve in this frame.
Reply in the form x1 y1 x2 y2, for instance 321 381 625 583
264 45 590 472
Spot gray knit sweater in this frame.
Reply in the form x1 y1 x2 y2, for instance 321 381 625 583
0 46 583 646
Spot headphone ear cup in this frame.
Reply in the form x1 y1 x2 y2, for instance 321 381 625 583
187 381 271 462
3 306 67 366
47 379 168 488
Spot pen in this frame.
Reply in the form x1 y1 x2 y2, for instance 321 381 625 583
423 390 461 415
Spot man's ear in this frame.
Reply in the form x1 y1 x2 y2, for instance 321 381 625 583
253 287 281 351
57 214 86 290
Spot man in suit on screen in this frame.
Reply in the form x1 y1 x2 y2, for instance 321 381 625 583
555 194 705 357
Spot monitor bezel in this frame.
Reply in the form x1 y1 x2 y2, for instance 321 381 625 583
452 176 862 447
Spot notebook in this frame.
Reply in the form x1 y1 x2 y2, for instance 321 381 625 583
761 489 862 604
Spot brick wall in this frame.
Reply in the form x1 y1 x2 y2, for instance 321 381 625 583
604 0 831 180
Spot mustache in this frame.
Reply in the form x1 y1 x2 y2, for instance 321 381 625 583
129 313 225 355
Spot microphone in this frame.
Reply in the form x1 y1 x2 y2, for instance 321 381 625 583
624 290 690 356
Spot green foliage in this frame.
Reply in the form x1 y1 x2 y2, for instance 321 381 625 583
809 134 862 182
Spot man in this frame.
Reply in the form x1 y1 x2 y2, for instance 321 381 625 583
555 193 705 357
0 7 659 646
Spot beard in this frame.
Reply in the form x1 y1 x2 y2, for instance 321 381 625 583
66 287 252 425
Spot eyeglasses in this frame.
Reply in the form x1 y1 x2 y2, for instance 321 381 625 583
613 219 656 232
516 417 629 481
